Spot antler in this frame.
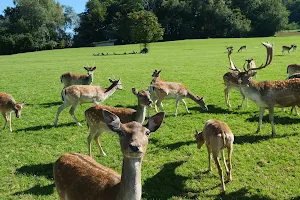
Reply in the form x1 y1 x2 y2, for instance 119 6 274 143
245 42 273 72
227 48 241 72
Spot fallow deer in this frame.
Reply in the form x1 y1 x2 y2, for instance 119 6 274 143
149 72 208 116
53 110 165 200
223 47 248 108
0 92 24 132
237 45 247 52
282 45 294 55
54 78 122 127
195 119 234 193
292 44 297 52
85 88 152 156
286 64 300 77
60 66 97 88
233 42 300 136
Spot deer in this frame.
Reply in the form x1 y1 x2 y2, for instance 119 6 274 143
54 78 122 127
223 47 248 108
286 64 300 77
233 41 300 136
0 92 24 132
282 45 294 55
226 46 233 52
292 44 297 52
237 45 247 53
53 110 165 200
195 119 234 193
85 88 152 156
60 66 97 88
149 71 208 116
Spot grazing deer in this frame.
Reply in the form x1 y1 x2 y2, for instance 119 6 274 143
233 42 300 136
85 88 152 156
286 64 300 77
60 66 97 88
54 79 122 127
195 120 234 193
282 45 294 55
53 110 165 200
149 72 207 116
0 92 24 132
223 47 248 108
237 45 247 52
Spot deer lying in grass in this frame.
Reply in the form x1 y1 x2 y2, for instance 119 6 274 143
149 71 208 116
61 66 97 88
0 92 24 132
237 45 247 52
233 42 300 136
195 120 234 193
54 110 165 200
54 78 122 127
286 64 300 77
85 88 152 156
282 45 295 55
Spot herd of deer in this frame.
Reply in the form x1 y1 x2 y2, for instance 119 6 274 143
0 41 299 198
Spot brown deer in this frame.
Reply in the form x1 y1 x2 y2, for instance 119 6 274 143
0 92 24 132
53 110 165 200
61 66 97 88
237 45 247 52
223 47 248 108
233 42 300 136
195 119 234 193
85 88 152 156
282 45 295 55
54 78 122 127
149 74 208 116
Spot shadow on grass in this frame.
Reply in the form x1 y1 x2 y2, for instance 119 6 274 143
190 105 250 115
160 140 195 150
14 163 55 196
15 122 79 132
246 114 300 125
217 187 274 200
39 101 62 108
143 161 188 199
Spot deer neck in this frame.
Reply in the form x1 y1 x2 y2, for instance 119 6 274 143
134 105 146 123
104 84 118 99
117 157 142 200
88 72 94 83
187 91 199 104
240 80 265 105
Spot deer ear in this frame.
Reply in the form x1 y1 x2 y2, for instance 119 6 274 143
132 88 138 95
102 110 121 133
158 70 162 73
93 66 97 70
84 67 88 70
144 112 165 133
109 78 113 82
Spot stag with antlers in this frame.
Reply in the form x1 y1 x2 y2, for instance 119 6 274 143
232 42 300 136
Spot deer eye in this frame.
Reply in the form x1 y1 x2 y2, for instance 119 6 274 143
145 130 151 136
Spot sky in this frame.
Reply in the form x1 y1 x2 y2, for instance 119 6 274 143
0 0 87 15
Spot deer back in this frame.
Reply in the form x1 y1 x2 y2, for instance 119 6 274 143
152 81 188 99
53 153 120 200
61 72 91 88
63 85 105 103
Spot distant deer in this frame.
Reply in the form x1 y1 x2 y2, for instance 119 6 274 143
53 110 165 200
292 44 297 52
226 46 233 52
149 71 207 116
54 79 122 127
237 45 247 52
232 42 300 136
282 45 295 55
195 120 234 193
60 66 96 88
85 88 152 156
0 92 24 132
223 47 248 108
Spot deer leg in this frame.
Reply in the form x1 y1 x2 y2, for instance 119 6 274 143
87 128 96 157
291 106 299 116
8 112 12 132
206 145 212 171
238 89 246 109
256 107 265 133
174 98 180 116
213 151 225 193
221 149 229 176
227 145 233 181
268 106 276 136
69 102 82 126
54 101 71 127
2 112 7 130
156 100 164 112
224 87 231 107
94 132 106 156
181 99 190 114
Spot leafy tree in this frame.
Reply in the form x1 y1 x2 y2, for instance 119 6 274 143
128 10 164 50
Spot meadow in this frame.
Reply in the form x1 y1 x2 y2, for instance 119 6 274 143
0 35 300 200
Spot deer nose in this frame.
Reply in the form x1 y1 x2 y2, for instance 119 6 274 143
129 144 140 152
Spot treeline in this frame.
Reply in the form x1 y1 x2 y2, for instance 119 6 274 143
0 0 300 55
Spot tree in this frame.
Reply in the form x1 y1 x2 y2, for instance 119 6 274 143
128 10 164 52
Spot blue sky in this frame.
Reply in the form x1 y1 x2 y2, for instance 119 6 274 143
0 0 87 15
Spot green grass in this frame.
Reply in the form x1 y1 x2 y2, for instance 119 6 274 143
1 35 300 200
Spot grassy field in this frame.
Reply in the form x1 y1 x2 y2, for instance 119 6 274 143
0 35 300 200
